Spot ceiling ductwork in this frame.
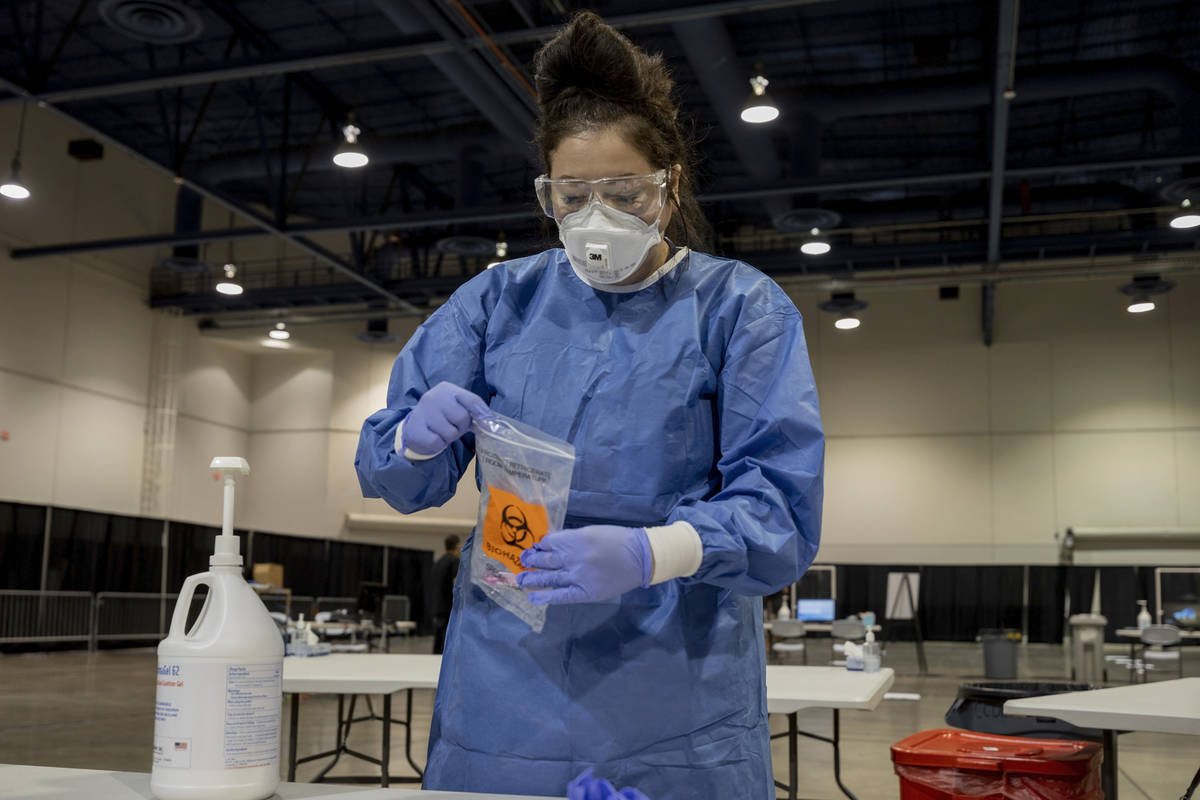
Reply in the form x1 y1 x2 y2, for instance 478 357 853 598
672 16 792 227
372 0 537 164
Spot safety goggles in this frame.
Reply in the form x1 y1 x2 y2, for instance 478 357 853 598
534 169 669 221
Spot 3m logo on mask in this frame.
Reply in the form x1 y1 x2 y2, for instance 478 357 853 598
585 241 609 270
481 485 549 573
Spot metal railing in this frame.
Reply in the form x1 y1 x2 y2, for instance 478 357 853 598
0 590 93 646
94 592 176 646
0 590 211 652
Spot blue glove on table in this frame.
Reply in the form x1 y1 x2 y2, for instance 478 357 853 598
567 767 650 800
401 381 491 457
516 525 652 604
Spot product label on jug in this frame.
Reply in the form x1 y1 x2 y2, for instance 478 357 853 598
153 658 282 770
223 663 282 767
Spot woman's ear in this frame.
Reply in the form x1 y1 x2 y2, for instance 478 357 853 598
671 164 682 199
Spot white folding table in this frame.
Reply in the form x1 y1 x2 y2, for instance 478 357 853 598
284 654 442 787
0 763 367 799
284 655 894 800
0 763 549 799
1004 677 1200 800
766 666 895 800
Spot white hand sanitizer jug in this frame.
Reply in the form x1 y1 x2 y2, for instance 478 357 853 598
151 458 284 800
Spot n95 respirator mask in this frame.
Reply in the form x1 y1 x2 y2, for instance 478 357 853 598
558 201 665 285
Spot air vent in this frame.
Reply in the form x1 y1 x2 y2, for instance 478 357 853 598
98 0 204 45
435 235 495 258
1161 176 1200 204
772 208 842 233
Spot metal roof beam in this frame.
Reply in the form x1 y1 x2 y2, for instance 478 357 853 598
0 75 418 313
13 151 1200 259
672 15 791 226
2 0 833 104
372 0 534 153
983 0 1020 347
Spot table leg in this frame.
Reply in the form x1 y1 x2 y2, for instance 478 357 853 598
788 712 797 800
287 693 299 782
402 688 423 777
831 710 859 800
382 694 392 788
1102 728 1118 800
1129 642 1136 684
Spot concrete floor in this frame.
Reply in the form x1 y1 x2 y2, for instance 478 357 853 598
0 637 1195 799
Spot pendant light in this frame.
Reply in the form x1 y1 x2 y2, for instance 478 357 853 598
333 113 368 169
215 214 243 295
800 228 831 255
740 71 779 124
819 292 868 331
1 103 31 200
1169 198 1200 229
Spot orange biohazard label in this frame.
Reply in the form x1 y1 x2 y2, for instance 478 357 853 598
481 485 549 574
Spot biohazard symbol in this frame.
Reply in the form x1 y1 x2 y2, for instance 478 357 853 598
481 485 549 574
499 505 531 547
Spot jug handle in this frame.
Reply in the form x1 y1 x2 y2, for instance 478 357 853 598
169 572 212 638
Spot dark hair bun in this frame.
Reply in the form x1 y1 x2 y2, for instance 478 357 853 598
534 11 670 115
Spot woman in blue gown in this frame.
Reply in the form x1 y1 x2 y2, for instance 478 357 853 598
356 11 824 799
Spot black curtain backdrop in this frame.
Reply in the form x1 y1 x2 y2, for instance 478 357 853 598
326 541 385 598
1028 566 1067 643
840 565 1023 642
389 545 434 635
165 522 223 592
251 531 330 598
0 502 47 590
46 509 163 593
7 499 1191 645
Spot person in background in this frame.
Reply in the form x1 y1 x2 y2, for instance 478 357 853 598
356 11 824 799
429 534 460 655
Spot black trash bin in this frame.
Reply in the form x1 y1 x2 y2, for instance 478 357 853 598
979 628 1020 678
945 681 1105 741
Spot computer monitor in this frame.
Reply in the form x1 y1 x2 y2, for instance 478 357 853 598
795 598 836 622
1163 599 1199 630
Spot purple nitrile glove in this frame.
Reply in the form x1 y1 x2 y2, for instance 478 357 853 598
401 381 491 457
516 525 652 605
567 767 651 800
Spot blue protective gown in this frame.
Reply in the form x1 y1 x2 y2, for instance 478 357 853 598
356 247 824 800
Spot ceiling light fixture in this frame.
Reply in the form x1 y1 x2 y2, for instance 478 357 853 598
818 291 868 331
215 263 243 295
487 234 507 268
1 103 31 200
268 322 290 340
333 113 368 169
740 73 779 124
1169 198 1200 229
834 313 861 330
800 228 831 255
1119 274 1173 314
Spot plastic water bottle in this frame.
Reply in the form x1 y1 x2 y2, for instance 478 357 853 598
778 602 791 620
151 458 284 800
862 629 881 673
1137 600 1151 631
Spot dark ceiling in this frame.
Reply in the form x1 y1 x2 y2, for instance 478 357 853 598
2 0 1199 340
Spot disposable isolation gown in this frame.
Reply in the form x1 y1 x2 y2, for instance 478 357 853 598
356 247 824 800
